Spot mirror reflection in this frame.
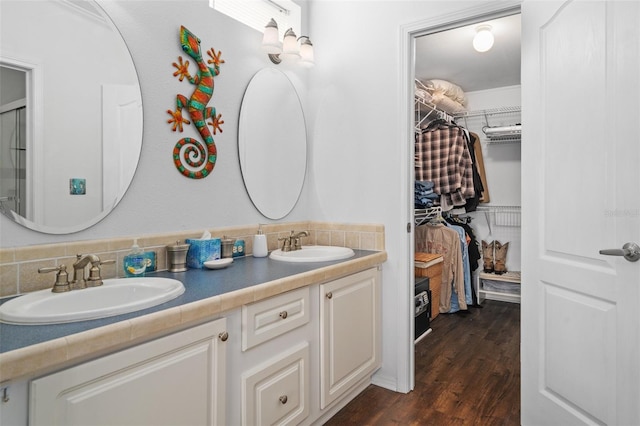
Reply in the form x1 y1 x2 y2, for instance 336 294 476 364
239 68 307 220
0 0 143 234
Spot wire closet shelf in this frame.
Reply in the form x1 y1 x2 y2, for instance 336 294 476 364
476 205 521 234
454 106 521 144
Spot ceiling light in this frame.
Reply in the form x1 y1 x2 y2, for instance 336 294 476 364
473 25 494 53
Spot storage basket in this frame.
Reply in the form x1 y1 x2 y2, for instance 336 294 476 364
415 253 444 319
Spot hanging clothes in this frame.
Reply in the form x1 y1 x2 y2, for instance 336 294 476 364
446 223 472 312
461 131 484 213
415 223 467 313
469 131 490 203
415 121 475 209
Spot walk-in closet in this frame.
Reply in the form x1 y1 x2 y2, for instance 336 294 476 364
413 13 522 342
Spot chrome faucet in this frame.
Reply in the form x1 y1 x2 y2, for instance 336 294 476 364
38 254 114 293
72 254 102 289
290 231 309 251
278 230 309 252
73 254 115 288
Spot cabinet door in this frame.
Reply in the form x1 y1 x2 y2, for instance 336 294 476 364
29 318 227 426
320 268 381 409
241 343 309 426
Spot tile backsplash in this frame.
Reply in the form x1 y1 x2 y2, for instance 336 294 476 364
0 221 384 298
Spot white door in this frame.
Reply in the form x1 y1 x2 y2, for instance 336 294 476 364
521 1 640 425
102 84 143 210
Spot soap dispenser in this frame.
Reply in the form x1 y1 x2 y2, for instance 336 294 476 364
253 225 268 258
123 238 147 277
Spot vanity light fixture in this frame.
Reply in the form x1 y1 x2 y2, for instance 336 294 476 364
473 25 494 53
262 18 314 67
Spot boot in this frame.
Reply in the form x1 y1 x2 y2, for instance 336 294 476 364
481 240 494 273
494 241 509 275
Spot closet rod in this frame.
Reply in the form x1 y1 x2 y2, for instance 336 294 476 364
415 206 442 226
415 97 454 129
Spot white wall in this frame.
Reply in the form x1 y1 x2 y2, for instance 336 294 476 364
465 85 522 271
305 0 503 391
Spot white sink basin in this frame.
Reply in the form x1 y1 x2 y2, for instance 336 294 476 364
0 277 185 325
269 245 355 263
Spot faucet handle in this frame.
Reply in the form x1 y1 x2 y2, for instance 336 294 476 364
278 236 292 252
39 264 70 293
86 258 115 288
293 237 302 251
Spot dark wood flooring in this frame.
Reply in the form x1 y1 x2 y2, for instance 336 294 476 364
325 300 521 425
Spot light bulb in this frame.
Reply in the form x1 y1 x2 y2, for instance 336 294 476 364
280 28 300 61
299 38 314 67
262 18 282 54
473 25 494 53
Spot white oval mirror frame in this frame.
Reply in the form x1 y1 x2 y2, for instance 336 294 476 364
238 68 307 220
0 0 143 234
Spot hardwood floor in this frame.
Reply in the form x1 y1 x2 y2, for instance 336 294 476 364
325 300 521 425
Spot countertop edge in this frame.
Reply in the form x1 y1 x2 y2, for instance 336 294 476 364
0 251 387 384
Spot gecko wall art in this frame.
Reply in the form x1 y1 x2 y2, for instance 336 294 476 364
167 26 224 179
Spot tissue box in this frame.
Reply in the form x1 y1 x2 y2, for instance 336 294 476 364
186 238 221 269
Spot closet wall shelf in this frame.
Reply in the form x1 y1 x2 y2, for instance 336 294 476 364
415 207 442 226
476 205 521 233
453 106 520 119
415 97 455 131
455 106 522 144
484 136 521 145
475 205 521 212
477 271 521 304
479 271 521 284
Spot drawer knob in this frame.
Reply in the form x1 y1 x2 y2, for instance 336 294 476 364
279 310 288 319
326 292 333 299
218 331 229 342
279 395 288 404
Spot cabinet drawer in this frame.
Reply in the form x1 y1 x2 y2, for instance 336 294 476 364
241 343 310 426
242 287 310 351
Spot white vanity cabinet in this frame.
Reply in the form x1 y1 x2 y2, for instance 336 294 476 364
29 318 228 426
235 267 381 425
238 287 312 426
320 268 381 409
1 262 384 426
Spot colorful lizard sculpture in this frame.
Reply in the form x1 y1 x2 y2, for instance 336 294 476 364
167 26 224 179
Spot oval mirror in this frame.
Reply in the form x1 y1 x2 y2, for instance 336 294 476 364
0 0 143 234
238 68 307 219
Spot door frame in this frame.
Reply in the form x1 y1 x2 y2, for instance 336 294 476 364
398 0 522 392
0 55 43 223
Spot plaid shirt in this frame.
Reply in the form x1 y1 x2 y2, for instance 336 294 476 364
415 124 475 206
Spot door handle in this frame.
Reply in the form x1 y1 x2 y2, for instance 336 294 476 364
599 242 640 262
